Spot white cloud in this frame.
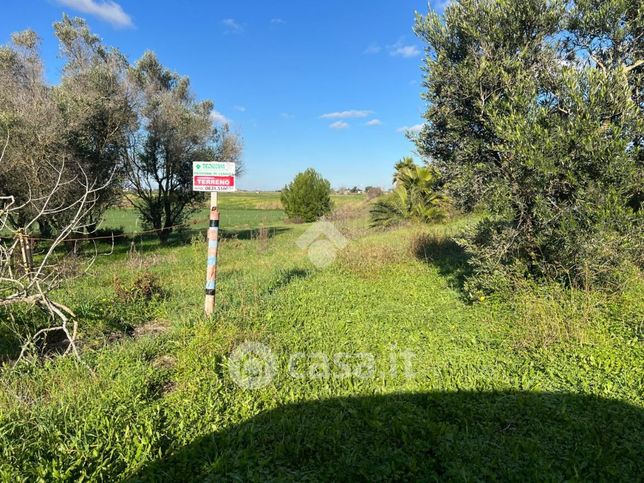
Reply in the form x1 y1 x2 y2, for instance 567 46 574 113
389 41 421 58
221 18 244 34
280 112 294 119
56 0 133 28
329 121 349 129
320 110 373 119
363 43 381 55
365 39 421 58
270 18 286 25
397 123 423 134
210 110 229 125
366 119 382 126
233 105 246 112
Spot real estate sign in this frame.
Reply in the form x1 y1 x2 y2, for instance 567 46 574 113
192 162 236 192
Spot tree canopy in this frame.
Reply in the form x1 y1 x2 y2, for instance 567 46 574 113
414 0 643 291
281 168 332 222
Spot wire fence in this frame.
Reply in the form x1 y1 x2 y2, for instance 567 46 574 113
0 217 212 243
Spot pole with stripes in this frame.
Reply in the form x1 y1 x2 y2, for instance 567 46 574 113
204 191 219 316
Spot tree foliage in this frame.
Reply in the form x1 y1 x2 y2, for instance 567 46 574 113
415 0 643 291
125 52 243 242
281 168 332 222
0 25 122 356
53 15 135 232
0 18 134 236
371 158 448 227
0 18 242 352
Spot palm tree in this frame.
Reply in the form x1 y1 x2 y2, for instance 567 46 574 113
371 158 448 227
392 156 415 186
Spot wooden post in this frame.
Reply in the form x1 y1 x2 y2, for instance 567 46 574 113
18 230 32 279
204 191 219 316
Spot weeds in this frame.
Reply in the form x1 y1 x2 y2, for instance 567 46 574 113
114 271 165 304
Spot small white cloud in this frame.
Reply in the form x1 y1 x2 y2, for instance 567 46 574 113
397 123 423 134
222 18 244 34
363 43 381 55
387 39 421 58
233 105 246 112
320 110 373 119
330 121 349 129
280 112 294 119
270 18 286 25
366 119 382 126
210 110 229 125
56 0 133 28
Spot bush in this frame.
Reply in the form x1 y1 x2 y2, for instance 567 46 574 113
366 187 383 200
113 271 165 303
280 168 332 222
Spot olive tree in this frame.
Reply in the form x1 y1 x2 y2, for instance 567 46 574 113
125 51 242 242
415 0 642 291
53 15 135 234
0 30 112 357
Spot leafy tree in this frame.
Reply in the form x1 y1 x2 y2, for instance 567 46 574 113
371 159 448 227
281 168 332 222
0 29 115 356
0 19 134 239
0 30 79 232
414 0 643 290
125 51 242 242
53 16 135 233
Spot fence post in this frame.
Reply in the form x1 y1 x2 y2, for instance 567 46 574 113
17 230 33 279
204 191 219 316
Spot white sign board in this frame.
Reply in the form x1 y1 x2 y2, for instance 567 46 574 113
192 162 236 192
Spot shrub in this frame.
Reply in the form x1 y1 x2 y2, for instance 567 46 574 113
280 168 332 222
114 271 165 303
366 187 383 200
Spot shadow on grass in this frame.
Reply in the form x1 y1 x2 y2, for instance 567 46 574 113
0 307 60 362
0 319 24 362
413 234 472 291
220 226 290 241
267 268 312 294
130 391 643 481
61 225 292 259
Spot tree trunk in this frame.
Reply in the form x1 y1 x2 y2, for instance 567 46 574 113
38 219 53 239
158 226 172 243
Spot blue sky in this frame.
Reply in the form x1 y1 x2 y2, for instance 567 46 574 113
1 1 447 190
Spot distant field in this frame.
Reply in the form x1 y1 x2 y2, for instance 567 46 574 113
101 207 286 233
102 192 366 233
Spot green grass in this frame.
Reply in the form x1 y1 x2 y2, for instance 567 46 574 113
0 197 642 481
101 207 286 233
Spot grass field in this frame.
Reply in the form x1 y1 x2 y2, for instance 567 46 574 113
0 193 642 481
100 192 365 233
